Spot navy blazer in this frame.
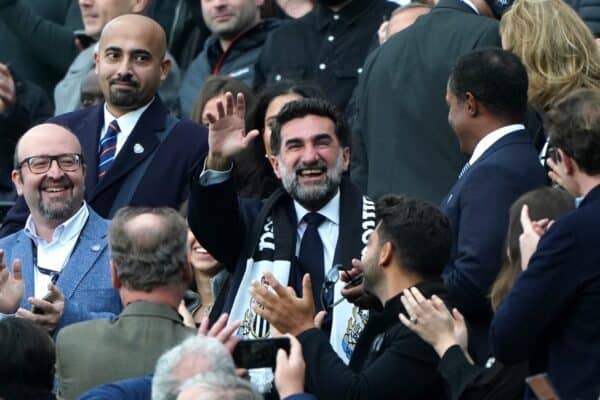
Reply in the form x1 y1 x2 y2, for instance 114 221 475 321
491 185 600 400
0 97 208 235
441 130 547 364
0 206 121 332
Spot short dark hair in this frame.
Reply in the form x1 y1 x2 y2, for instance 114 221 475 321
545 88 600 175
375 195 452 277
0 317 55 398
109 207 188 292
191 75 255 125
449 48 529 121
270 98 350 156
251 80 326 136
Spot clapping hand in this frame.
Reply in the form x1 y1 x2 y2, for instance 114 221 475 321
0 64 16 114
399 287 469 360
519 204 554 271
0 249 24 313
17 283 65 333
205 92 259 171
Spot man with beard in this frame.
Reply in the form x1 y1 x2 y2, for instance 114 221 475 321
254 0 396 112
188 96 376 373
0 124 121 333
0 14 208 237
250 195 452 400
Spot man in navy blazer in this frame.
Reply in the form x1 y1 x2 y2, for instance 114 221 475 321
491 89 600 400
0 14 208 236
441 49 546 364
0 123 121 333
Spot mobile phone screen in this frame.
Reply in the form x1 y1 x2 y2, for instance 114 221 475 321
233 338 291 369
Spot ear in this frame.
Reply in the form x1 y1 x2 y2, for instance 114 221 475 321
110 261 122 289
341 146 350 171
378 241 394 268
465 92 478 117
559 149 576 176
159 57 172 81
269 155 282 179
132 0 149 13
93 51 100 74
11 169 24 196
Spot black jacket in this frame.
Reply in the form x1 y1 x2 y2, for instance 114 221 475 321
254 0 396 112
297 281 449 400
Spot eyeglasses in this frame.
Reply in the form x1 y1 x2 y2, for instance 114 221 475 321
320 264 345 311
17 153 83 174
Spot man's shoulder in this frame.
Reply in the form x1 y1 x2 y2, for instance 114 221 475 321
0 229 25 249
49 105 99 130
56 317 112 346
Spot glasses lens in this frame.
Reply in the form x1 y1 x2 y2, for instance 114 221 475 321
28 157 51 173
58 155 79 171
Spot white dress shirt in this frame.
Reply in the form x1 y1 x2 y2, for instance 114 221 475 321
100 98 154 155
469 124 525 166
24 203 89 298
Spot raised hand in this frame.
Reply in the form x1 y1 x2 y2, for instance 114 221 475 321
399 287 469 359
0 63 16 114
519 204 553 271
250 272 316 336
275 334 306 399
205 92 259 171
0 249 24 313
197 313 241 354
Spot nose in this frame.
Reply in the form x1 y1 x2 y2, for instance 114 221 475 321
46 159 65 178
300 143 320 164
116 58 133 78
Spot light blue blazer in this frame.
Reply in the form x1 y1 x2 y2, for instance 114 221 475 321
0 207 122 331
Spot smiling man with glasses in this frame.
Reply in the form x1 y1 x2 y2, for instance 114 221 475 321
0 123 121 333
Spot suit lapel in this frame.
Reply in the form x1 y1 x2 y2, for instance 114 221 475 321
476 130 529 164
89 98 167 202
77 105 104 199
56 210 108 299
14 233 35 308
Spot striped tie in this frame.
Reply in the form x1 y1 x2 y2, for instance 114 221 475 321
98 119 120 179
458 162 471 179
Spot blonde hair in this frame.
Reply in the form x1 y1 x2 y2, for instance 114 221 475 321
500 0 600 111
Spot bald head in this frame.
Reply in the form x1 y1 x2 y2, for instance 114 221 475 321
14 124 81 169
99 14 167 58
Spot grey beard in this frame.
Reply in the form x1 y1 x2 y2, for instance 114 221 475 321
279 152 344 211
38 196 81 223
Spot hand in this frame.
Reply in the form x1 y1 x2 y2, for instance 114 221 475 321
519 205 553 271
250 272 316 336
0 250 24 313
197 313 241 353
340 259 381 310
17 283 65 332
275 334 306 399
205 92 259 171
178 300 196 328
0 63 16 114
399 287 468 359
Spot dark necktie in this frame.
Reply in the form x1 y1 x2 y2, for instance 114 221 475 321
298 212 326 310
98 119 120 179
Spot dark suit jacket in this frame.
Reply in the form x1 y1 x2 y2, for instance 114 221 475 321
491 185 600 400
56 301 195 400
350 0 501 204
0 97 208 236
441 130 546 364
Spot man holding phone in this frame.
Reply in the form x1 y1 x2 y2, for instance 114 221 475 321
250 195 453 400
0 123 121 332
491 89 600 400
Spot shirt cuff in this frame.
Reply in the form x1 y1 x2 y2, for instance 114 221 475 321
198 159 233 186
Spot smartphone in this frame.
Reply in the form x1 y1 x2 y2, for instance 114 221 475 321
31 291 59 315
233 337 291 369
526 373 561 400
343 272 364 289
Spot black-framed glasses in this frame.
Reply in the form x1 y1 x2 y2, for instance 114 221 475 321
320 264 343 311
18 153 83 174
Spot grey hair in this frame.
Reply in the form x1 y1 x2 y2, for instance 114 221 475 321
109 207 188 292
177 372 263 400
151 336 236 400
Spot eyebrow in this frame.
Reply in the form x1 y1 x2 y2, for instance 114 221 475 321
283 132 334 146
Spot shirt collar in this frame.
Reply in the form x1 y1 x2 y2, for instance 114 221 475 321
460 0 479 14
24 202 89 245
315 0 370 30
294 190 341 226
469 124 525 165
102 98 154 139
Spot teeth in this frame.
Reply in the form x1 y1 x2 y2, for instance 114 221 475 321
300 169 323 176
192 246 208 254
44 188 65 192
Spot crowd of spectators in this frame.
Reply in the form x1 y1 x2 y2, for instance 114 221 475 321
1 0 600 399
